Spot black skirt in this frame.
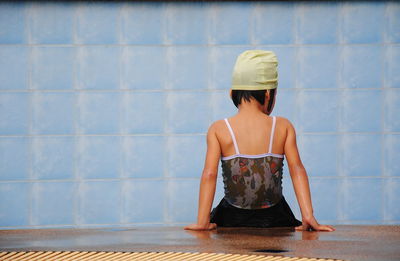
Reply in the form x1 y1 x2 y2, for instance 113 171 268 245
210 196 302 228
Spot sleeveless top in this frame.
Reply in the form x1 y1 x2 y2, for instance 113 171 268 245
220 116 284 209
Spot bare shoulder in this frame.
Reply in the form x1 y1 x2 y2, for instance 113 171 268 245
206 120 227 147
275 116 297 136
208 119 226 134
275 116 293 128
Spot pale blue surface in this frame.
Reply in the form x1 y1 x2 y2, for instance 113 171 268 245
211 90 238 121
296 90 339 132
299 135 338 177
168 179 198 223
310 178 339 221
78 180 121 225
0 93 30 135
166 47 208 90
32 92 75 134
385 3 400 43
0 2 26 44
31 47 74 90
296 2 339 44
0 182 30 226
121 47 166 90
29 2 74 44
271 89 296 121
209 2 251 44
165 3 208 45
76 46 120 90
0 138 29 180
0 1 398 229
122 92 166 134
341 2 385 44
297 46 339 89
384 178 400 222
340 89 382 132
31 182 76 225
75 2 119 44
167 136 205 178
341 178 383 222
384 88 400 132
342 45 383 89
341 134 381 177
0 46 29 90
385 45 400 88
166 91 211 134
76 92 122 134
76 136 121 179
120 3 164 45
32 137 74 180
123 180 165 223
384 135 400 177
122 136 165 178
252 2 295 44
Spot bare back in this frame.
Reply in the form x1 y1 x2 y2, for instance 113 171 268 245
215 114 287 158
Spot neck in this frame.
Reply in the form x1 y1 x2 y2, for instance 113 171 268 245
237 99 265 116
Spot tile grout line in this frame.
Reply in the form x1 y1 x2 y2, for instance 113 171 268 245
2 87 398 93
116 4 123 225
1 42 400 47
72 3 79 227
26 2 34 227
380 35 387 222
164 43 171 225
2 175 398 184
3 131 399 138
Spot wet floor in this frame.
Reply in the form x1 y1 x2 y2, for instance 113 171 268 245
0 226 399 261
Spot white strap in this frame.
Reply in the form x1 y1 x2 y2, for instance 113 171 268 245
268 116 276 154
224 118 240 155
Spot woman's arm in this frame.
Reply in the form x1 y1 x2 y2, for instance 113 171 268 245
284 119 335 232
184 123 221 231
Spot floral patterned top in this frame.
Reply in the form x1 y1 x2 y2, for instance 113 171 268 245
221 116 284 209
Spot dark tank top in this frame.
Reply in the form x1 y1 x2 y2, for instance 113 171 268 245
221 116 284 209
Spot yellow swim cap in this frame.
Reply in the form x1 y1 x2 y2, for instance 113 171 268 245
231 50 278 90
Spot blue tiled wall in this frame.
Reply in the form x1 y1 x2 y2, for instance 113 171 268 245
0 1 399 229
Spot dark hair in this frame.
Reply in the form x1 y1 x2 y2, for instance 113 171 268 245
231 89 276 112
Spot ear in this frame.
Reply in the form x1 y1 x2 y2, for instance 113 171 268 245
265 89 270 101
229 89 232 99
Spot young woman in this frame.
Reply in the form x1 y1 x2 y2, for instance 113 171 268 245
184 50 335 232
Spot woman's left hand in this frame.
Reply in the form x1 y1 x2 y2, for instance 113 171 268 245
295 216 335 232
184 223 217 231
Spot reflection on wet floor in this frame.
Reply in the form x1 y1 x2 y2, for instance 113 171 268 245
253 248 290 253
1 226 399 261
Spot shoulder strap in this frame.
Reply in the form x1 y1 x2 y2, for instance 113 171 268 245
224 118 240 155
268 116 276 154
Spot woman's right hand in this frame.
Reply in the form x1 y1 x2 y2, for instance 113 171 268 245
295 216 335 232
184 223 217 231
